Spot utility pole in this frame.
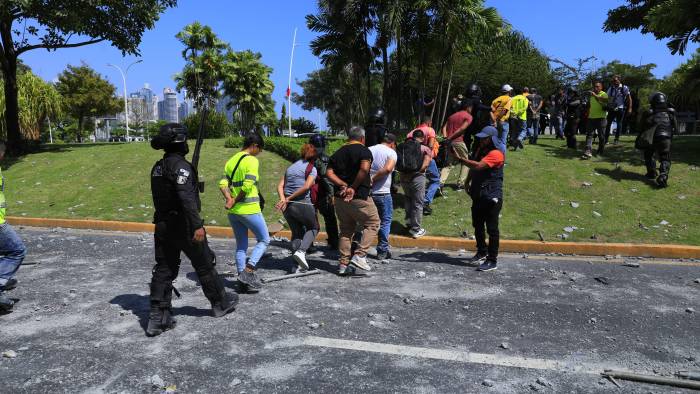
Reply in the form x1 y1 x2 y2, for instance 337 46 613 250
107 59 142 141
287 28 297 135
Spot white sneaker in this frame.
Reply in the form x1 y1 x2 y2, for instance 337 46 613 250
350 254 371 271
292 250 309 270
410 228 427 239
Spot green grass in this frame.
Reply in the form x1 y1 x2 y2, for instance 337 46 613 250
3 136 699 245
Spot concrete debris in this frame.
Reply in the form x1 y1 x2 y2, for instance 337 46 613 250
558 233 569 240
209 220 217 225
678 195 687 200
149 374 165 388
630 188 638 193
592 211 602 218
307 322 320 330
660 220 669 225
563 227 576 233
582 182 593 187
594 277 610 285
389 315 397 322
499 342 510 349
694 279 700 284
686 308 695 314
230 378 242 387
589 317 598 324
403 297 414 304
536 377 553 387
2 350 17 358
415 271 426 278
482 379 495 387
570 202 580 208
623 262 640 268
271 311 282 315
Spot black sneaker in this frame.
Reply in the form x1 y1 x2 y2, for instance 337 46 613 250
423 205 433 216
0 292 14 312
477 260 498 272
238 270 262 292
0 278 17 291
467 253 487 265
376 250 392 261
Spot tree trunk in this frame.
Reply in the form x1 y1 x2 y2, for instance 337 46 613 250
1 56 22 154
396 29 402 130
440 61 455 127
432 60 446 124
381 45 389 109
77 115 84 143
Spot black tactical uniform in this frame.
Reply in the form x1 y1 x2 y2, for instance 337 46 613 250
564 89 584 149
364 108 387 148
642 92 676 187
463 83 492 155
309 134 339 250
147 124 237 337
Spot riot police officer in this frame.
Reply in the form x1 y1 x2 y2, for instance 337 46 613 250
563 88 584 149
364 108 387 148
642 92 676 187
309 134 339 250
463 83 492 153
148 123 238 337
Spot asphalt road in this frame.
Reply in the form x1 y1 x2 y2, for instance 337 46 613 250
0 227 698 393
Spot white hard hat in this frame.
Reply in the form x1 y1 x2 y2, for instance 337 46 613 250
501 84 513 93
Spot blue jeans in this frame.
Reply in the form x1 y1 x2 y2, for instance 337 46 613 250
227 213 270 272
515 119 530 142
371 194 393 254
424 160 440 205
528 118 540 143
0 224 26 289
497 121 509 147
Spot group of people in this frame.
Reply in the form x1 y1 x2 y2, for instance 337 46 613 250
0 75 676 336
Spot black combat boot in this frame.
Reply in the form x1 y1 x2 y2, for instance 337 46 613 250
146 303 176 337
198 266 239 316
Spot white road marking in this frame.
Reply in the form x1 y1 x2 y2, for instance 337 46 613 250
304 336 615 375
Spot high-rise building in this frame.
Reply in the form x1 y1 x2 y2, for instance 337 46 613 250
215 95 235 123
128 83 157 122
158 88 178 123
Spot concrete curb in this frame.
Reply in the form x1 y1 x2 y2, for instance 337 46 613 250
7 216 700 259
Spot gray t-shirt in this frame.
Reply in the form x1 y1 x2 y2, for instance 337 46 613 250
369 144 397 194
284 159 317 201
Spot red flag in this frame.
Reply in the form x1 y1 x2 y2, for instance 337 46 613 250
286 87 291 97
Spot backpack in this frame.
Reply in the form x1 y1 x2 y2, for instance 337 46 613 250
304 161 320 207
435 139 451 169
396 137 423 173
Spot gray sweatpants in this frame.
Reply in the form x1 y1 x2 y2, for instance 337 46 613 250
283 201 319 253
401 172 426 232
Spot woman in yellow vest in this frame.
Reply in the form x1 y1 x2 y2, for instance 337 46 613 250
219 133 269 293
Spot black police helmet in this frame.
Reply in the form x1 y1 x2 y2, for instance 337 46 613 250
368 108 386 124
465 83 482 98
649 92 668 110
151 123 187 150
309 133 326 148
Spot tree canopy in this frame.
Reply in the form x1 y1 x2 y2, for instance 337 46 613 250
0 69 62 141
0 0 176 153
604 0 700 55
55 64 121 142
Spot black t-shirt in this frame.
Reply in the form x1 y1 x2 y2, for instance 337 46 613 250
328 142 373 200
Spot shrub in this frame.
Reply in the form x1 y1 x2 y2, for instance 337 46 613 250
224 135 344 161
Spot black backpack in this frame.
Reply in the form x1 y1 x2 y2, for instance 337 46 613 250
435 139 451 169
396 137 423 173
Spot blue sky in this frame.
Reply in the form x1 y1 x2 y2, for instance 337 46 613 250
20 0 697 130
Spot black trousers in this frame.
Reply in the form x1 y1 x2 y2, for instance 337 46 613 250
564 117 579 149
151 215 223 308
317 196 339 249
471 197 503 260
643 136 672 178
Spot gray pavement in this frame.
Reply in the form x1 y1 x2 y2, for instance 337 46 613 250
0 226 699 393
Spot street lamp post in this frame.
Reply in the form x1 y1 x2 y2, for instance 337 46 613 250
107 60 142 141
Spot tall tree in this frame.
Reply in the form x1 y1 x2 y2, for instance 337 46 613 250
0 0 176 153
0 69 62 141
604 0 700 55
55 64 120 142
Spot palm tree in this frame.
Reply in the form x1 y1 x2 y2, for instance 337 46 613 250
0 70 62 141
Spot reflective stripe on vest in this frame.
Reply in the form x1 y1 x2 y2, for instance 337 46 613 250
242 197 260 203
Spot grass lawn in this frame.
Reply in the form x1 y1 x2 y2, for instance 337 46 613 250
3 135 699 245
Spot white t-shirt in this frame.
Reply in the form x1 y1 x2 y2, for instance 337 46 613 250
369 144 397 194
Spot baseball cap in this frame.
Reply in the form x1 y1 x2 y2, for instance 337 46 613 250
476 125 506 153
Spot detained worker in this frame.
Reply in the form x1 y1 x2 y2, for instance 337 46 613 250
219 133 270 293
148 124 238 336
640 92 676 188
491 84 513 149
369 133 397 260
453 126 505 272
0 142 27 313
326 126 380 275
309 134 339 250
275 143 320 270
